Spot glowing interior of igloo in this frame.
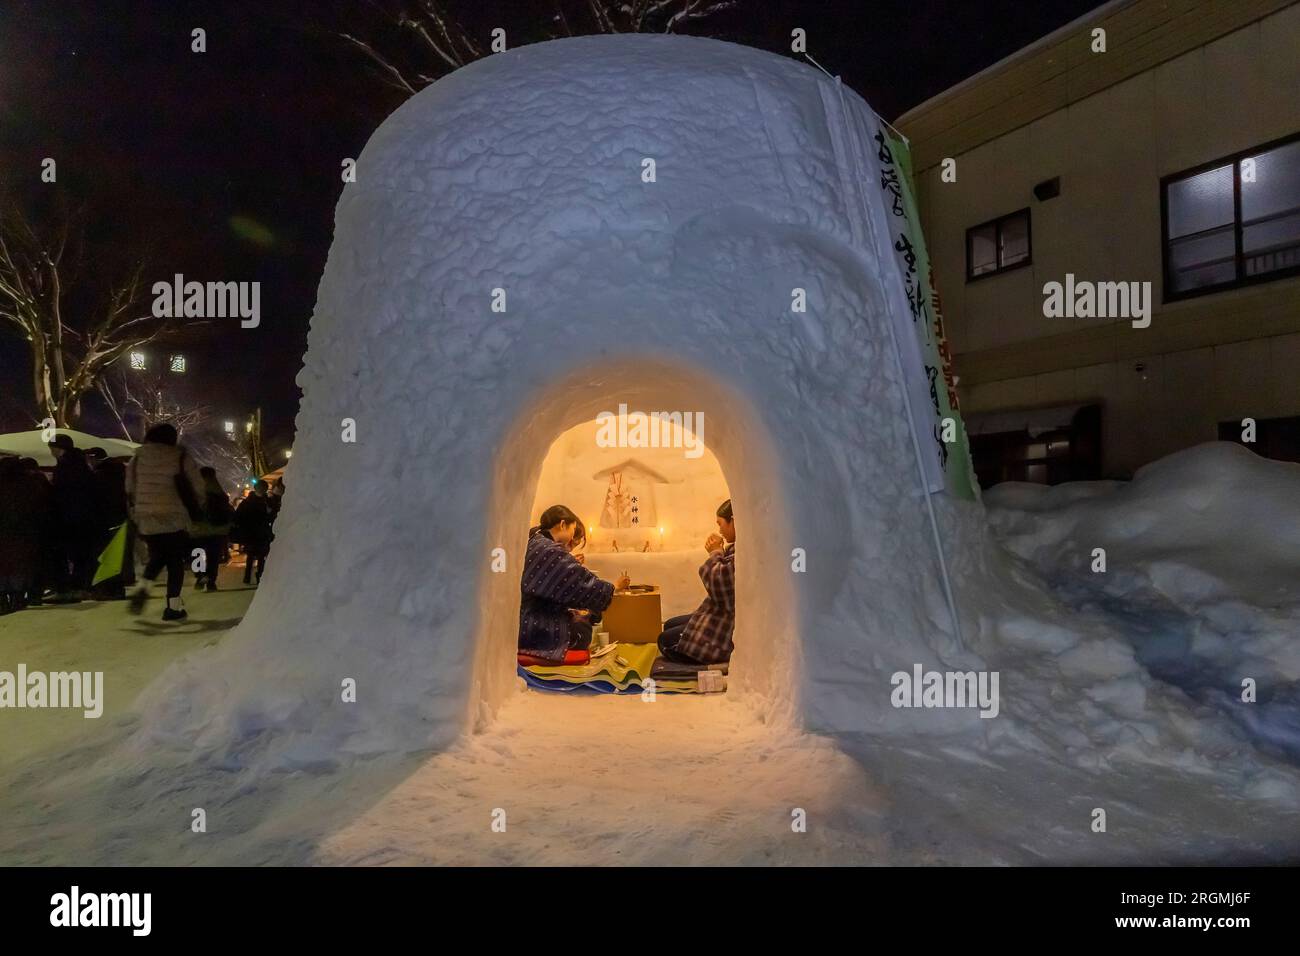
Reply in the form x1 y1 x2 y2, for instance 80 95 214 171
528 413 732 622
467 357 797 724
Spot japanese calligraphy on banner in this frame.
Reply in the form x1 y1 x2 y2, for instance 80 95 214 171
816 81 977 500
875 126 977 501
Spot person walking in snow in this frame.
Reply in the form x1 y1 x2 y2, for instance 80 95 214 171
232 479 275 586
656 498 736 665
190 467 234 592
518 505 628 663
125 423 205 622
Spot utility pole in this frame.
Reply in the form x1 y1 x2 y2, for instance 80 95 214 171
244 407 269 478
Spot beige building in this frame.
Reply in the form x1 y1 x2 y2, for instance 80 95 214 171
896 0 1300 483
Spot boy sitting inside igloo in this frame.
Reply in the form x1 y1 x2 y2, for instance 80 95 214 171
655 500 735 666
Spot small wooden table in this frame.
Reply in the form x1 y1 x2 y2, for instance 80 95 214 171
602 586 663 644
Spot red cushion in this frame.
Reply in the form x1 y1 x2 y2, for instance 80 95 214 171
518 649 591 667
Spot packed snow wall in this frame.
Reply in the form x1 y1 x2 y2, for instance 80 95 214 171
136 36 997 768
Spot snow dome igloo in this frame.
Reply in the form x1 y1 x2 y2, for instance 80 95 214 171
151 35 991 763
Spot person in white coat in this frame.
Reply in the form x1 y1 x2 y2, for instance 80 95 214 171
125 423 204 621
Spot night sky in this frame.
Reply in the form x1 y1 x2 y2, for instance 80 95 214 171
0 0 1104 450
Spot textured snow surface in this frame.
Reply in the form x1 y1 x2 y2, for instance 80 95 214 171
987 442 1300 612
987 442 1300 761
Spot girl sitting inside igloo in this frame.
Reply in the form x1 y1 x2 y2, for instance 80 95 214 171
518 505 629 664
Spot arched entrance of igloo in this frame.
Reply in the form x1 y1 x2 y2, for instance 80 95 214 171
466 357 801 726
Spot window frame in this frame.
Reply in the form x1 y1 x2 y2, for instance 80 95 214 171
965 207 1033 283
1161 130 1300 303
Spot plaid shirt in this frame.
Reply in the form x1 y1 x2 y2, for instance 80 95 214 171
678 543 735 664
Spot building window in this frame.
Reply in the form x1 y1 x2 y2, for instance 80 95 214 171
966 208 1031 281
1162 132 1300 300
967 404 1101 489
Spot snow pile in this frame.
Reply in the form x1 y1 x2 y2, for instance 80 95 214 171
985 442 1300 761
987 442 1300 612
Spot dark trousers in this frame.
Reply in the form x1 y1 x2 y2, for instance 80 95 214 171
121 522 137 587
243 553 266 584
657 614 703 664
195 535 226 583
141 531 189 599
59 530 97 593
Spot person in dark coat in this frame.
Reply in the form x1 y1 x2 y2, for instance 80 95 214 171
47 434 99 599
518 505 628 663
0 457 52 613
190 467 234 591
267 476 285 523
17 458 58 603
563 522 604 647
90 451 128 524
232 479 275 585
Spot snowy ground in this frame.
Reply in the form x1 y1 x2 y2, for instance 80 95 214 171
0 568 256 770
2 444 1299 865
3 673 1291 865
318 693 890 865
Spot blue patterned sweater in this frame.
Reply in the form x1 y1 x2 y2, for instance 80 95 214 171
518 530 615 661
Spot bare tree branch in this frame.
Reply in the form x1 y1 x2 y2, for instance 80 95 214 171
587 0 617 33
335 1 741 94
0 201 202 428
339 31 421 95
552 1 573 37
665 0 737 33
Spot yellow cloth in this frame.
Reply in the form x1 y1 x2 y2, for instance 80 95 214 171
523 643 699 693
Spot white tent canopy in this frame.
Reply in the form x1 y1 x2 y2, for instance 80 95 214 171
0 428 139 467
